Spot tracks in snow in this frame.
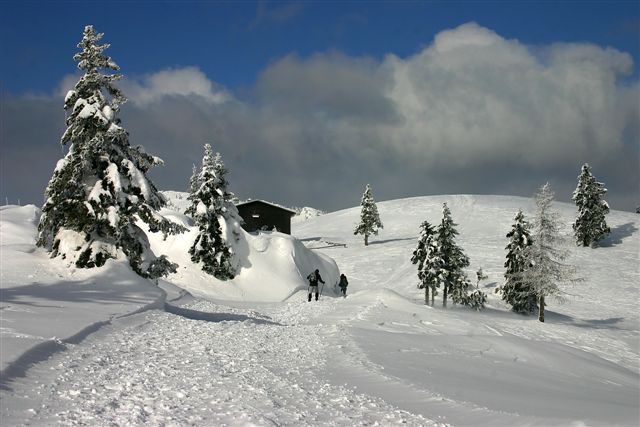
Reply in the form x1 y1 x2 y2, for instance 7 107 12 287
3 299 434 426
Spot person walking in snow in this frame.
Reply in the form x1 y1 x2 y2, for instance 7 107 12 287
338 274 349 297
307 269 325 302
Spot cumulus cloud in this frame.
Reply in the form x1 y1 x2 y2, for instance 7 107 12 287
3 23 638 212
121 67 231 106
57 67 230 106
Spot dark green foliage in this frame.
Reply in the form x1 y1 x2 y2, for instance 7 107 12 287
498 210 537 314
411 221 435 270
572 163 610 247
187 144 236 280
37 25 183 280
354 184 383 246
436 203 472 306
416 228 443 306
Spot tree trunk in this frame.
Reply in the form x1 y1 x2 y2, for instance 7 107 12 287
431 287 435 306
538 295 545 322
443 282 448 307
424 286 429 305
364 234 369 246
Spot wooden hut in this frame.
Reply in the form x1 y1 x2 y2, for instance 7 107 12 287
236 200 296 234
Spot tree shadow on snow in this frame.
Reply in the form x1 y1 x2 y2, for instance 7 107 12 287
598 222 638 247
544 311 628 330
0 279 157 308
369 237 415 245
165 303 281 326
473 307 629 331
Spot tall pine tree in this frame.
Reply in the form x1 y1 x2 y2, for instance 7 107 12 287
436 203 473 307
354 184 383 246
412 221 440 305
572 163 610 247
521 183 578 322
411 220 435 270
187 144 236 279
499 210 536 314
37 25 183 279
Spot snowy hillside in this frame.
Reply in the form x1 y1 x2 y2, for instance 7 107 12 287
0 200 337 383
1 194 638 426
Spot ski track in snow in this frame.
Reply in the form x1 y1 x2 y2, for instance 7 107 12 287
4 299 437 426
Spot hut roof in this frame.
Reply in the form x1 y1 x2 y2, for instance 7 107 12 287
236 199 296 216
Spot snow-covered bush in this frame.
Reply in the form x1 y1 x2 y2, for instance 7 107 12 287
466 289 488 311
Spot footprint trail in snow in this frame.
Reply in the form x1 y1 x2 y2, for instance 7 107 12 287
5 299 437 426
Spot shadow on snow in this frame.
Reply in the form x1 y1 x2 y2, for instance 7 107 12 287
164 303 281 326
598 222 638 247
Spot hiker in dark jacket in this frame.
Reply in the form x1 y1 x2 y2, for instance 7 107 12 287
338 274 349 297
308 269 325 302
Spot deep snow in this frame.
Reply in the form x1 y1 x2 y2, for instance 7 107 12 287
1 194 639 426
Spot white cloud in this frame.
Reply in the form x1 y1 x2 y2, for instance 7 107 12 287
121 67 231 106
6 23 639 211
56 66 231 106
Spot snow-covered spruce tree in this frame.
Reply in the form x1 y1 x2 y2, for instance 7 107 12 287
187 144 236 279
436 203 478 307
572 163 610 247
498 210 537 314
412 221 440 305
411 220 436 270
37 25 183 279
521 183 578 322
185 163 199 211
354 184 383 246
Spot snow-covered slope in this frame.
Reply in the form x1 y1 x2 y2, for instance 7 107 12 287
292 194 640 425
0 200 338 385
0 205 165 377
1 194 638 426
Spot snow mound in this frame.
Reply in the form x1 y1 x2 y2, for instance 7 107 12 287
147 206 339 302
292 206 325 223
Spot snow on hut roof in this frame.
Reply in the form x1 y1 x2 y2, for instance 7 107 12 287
235 199 297 215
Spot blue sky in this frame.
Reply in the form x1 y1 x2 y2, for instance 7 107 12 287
1 1 639 211
2 1 639 95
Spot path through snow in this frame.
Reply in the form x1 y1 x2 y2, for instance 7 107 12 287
1 298 437 426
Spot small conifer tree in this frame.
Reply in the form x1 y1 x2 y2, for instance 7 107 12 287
187 144 236 279
572 163 610 247
499 210 537 314
37 25 183 279
436 203 476 307
354 184 383 246
411 220 436 270
412 221 440 305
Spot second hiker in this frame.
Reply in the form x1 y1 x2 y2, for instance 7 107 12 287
338 273 349 297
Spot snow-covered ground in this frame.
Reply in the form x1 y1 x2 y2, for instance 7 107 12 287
1 195 639 426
